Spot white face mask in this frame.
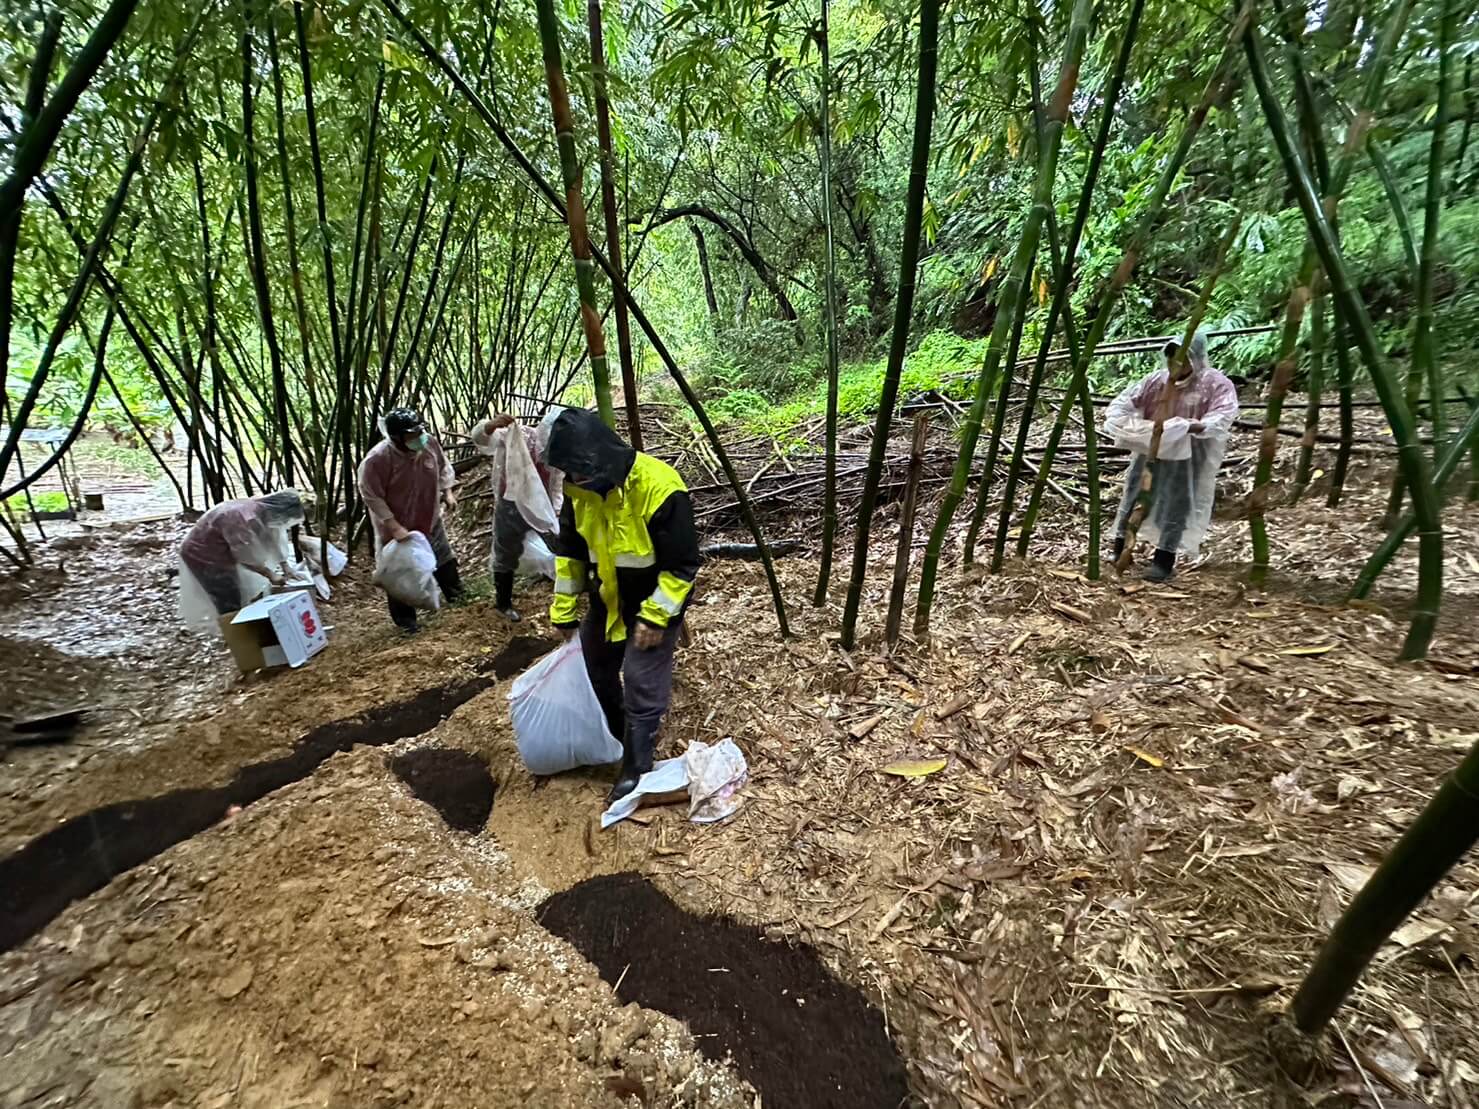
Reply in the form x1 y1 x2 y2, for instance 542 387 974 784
406 431 430 452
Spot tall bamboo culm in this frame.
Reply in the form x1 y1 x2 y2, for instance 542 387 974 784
1245 25 1442 660
1013 5 1251 571
910 0 1093 638
1291 277 1327 498
587 0 642 448
814 0 842 607
534 0 615 428
838 0 940 651
988 0 1146 574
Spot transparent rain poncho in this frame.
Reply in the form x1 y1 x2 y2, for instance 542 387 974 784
177 490 306 631
1103 334 1239 559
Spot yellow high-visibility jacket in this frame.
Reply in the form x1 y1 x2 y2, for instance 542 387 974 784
550 453 700 642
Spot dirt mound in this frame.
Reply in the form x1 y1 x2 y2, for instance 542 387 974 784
391 748 495 832
477 634 559 678
539 872 909 1109
0 676 494 953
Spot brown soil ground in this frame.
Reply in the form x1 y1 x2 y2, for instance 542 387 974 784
2 432 1479 1108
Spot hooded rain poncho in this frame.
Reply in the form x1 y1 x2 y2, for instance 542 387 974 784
1104 334 1239 559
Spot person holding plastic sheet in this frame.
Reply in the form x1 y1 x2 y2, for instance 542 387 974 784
470 411 564 622
545 409 701 803
178 489 305 629
1104 330 1239 582
358 407 462 633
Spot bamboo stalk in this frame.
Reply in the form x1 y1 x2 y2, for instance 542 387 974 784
0 10 63 411
1349 403 1479 600
911 0 1092 637
1246 24 1442 659
885 414 929 649
1012 7 1248 569
587 0 642 448
814 0 842 607
239 0 292 485
0 25 203 480
1416 0 1457 455
0 0 140 229
1291 276 1327 498
989 0 1144 575
1326 307 1356 506
1290 735 1479 1031
839 0 941 651
534 0 615 428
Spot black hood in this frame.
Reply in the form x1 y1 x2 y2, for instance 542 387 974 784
544 408 636 494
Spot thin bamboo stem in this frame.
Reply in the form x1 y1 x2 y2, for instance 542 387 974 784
839 0 941 651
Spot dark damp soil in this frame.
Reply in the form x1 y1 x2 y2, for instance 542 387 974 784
390 748 495 833
476 634 559 679
0 676 493 954
538 872 910 1109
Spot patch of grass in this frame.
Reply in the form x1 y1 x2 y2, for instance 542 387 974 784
4 490 69 513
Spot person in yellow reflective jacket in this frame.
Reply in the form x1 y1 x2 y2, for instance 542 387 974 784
544 408 701 802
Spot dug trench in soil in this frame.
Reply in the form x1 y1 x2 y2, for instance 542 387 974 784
539 872 910 1109
390 747 496 832
476 633 560 678
0 676 493 953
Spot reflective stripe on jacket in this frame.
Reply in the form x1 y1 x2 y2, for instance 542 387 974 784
549 453 699 641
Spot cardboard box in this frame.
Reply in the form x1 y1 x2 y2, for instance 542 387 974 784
220 590 329 673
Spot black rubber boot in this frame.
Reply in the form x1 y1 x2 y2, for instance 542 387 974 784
493 570 520 622
388 596 419 634
607 723 657 805
1142 548 1176 582
1112 535 1126 562
435 559 465 605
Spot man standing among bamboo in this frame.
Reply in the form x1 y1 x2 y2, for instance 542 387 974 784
544 408 700 803
358 407 463 633
1104 331 1239 581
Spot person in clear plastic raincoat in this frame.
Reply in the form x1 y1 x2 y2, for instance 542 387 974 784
178 489 305 630
469 411 564 622
357 407 462 632
1103 330 1239 581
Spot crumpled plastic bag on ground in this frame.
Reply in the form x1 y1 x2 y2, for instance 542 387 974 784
297 536 348 578
517 532 556 580
600 738 749 830
509 638 623 775
372 532 441 610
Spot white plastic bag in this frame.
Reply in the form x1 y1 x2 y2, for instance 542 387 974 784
517 532 556 579
600 739 749 829
508 638 622 775
686 739 749 823
297 536 348 578
373 532 442 610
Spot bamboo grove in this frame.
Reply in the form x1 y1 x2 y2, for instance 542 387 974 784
1 0 1478 1044
1 0 1475 646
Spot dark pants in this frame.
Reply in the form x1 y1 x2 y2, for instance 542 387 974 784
386 518 461 629
491 498 529 610
184 557 242 614
580 609 683 743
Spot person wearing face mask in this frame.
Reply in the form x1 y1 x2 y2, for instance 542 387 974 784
357 407 463 632
544 408 701 803
1104 329 1239 581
